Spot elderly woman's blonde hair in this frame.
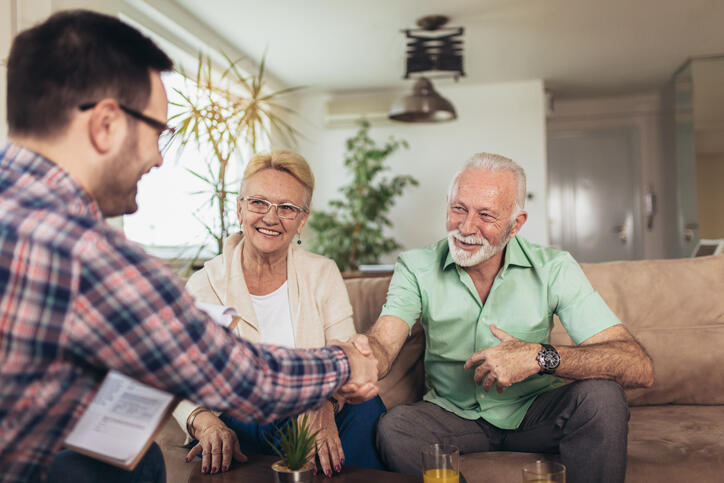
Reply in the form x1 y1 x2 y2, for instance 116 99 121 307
240 150 315 208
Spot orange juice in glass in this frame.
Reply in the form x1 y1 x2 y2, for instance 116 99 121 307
421 444 460 483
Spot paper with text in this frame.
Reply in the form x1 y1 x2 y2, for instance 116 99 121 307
63 370 174 467
63 302 238 468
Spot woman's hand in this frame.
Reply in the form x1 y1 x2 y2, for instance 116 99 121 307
185 410 248 474
305 402 344 478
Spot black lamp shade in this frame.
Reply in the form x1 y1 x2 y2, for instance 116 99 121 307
388 77 457 123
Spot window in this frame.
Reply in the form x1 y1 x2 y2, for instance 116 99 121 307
118 14 271 261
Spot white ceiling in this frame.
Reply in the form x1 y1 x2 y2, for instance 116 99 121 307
170 0 724 97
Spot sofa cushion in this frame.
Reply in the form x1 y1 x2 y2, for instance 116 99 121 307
459 405 724 483
552 255 724 405
624 405 724 482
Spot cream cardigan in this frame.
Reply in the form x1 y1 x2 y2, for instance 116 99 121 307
172 233 356 440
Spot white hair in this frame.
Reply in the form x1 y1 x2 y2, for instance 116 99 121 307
447 153 527 217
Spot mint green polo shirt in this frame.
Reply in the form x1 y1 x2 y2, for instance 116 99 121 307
380 236 621 430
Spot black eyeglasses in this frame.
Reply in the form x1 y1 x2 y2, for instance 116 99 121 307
79 101 176 151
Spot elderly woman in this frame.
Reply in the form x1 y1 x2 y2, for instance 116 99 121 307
173 150 385 477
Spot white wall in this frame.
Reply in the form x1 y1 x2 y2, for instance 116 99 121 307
292 80 549 263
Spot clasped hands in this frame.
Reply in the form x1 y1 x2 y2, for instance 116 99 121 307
329 337 379 404
463 324 541 393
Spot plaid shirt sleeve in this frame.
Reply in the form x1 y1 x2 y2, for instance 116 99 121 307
66 226 350 423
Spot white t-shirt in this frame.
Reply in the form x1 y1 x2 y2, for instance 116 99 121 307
250 281 296 348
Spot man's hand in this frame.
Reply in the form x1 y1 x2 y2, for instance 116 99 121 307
463 324 540 393
329 339 379 404
350 334 372 356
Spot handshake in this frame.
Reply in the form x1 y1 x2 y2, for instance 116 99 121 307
329 335 379 404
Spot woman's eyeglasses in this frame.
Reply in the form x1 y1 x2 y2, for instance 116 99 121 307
241 196 308 220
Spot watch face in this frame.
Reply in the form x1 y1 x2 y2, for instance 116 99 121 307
541 351 560 369
538 347 560 373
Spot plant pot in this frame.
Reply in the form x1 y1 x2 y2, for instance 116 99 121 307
271 460 315 483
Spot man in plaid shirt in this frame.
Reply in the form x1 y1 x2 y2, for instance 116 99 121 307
0 10 379 482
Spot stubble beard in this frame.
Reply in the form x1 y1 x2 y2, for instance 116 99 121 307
447 222 515 267
99 129 142 217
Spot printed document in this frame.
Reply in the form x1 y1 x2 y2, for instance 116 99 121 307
63 302 238 468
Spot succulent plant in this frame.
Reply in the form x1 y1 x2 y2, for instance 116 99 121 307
265 414 318 471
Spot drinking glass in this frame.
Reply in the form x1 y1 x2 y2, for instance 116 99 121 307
421 443 460 483
522 460 566 483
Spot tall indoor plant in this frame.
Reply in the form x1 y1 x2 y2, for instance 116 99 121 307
308 120 418 272
170 54 301 255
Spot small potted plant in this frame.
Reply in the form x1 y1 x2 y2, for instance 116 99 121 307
266 415 318 483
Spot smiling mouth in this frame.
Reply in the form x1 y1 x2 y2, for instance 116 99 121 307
256 227 281 236
454 238 480 250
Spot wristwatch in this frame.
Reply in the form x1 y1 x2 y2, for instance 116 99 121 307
537 343 560 375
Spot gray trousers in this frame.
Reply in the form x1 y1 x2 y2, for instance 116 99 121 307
377 379 629 483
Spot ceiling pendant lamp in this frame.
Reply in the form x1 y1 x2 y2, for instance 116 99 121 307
389 15 464 123
388 77 456 122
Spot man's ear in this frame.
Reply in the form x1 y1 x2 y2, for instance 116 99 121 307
510 210 528 237
87 99 125 154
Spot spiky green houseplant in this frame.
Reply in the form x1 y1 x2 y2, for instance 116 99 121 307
266 414 318 472
308 120 418 272
170 53 301 255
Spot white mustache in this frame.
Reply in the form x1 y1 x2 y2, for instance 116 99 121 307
449 230 487 245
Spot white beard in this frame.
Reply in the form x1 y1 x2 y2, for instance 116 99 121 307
447 225 513 268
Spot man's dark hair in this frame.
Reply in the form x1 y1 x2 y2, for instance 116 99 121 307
6 9 173 137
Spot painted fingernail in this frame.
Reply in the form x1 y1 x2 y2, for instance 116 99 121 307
335 465 341 472
184 456 189 463
313 468 317 475
325 469 331 477
222 465 228 472
202 466 207 473
212 466 217 474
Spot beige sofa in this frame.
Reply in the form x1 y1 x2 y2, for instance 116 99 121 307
157 254 724 482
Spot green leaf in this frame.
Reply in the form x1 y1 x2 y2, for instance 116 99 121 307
263 415 318 471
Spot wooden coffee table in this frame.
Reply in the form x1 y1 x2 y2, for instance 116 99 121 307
186 454 420 482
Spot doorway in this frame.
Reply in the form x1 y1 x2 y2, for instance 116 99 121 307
547 127 642 262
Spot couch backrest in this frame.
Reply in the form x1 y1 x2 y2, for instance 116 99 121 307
555 254 724 406
345 254 724 409
344 276 425 409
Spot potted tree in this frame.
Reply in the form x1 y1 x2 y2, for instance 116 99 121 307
170 53 301 256
266 415 318 483
308 120 418 272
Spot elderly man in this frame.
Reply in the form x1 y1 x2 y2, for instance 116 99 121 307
0 10 376 483
347 153 653 483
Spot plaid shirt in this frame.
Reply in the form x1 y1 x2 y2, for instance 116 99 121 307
0 143 350 482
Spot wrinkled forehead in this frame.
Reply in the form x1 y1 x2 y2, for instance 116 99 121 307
451 168 517 202
241 168 308 203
